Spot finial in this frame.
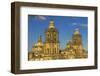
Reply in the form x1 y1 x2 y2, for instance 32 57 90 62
50 20 54 24
74 28 80 35
38 35 42 42
49 20 55 28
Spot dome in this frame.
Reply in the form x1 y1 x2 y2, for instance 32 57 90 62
36 42 43 46
34 44 37 46
33 35 43 47
46 20 58 33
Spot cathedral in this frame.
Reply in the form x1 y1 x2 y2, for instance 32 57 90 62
28 20 87 61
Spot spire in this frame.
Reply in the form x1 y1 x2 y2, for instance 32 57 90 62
38 35 42 42
48 20 55 28
74 28 80 35
36 35 43 46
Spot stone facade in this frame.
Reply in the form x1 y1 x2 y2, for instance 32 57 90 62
28 20 87 61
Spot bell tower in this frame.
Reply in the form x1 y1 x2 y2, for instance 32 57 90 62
44 20 60 56
32 35 43 56
72 28 83 53
72 28 82 45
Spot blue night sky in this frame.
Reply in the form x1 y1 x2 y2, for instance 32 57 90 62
28 15 88 52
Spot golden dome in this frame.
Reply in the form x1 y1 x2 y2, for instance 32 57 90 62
36 42 43 46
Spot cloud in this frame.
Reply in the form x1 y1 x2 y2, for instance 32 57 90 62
72 23 77 26
35 15 46 20
80 24 87 27
72 23 87 27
